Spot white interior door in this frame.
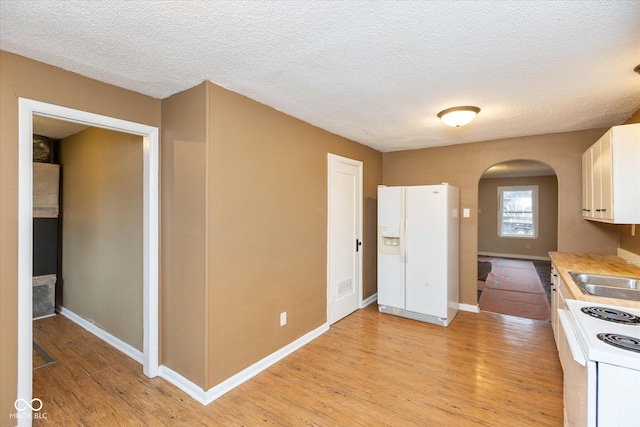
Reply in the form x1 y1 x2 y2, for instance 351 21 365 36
327 154 362 325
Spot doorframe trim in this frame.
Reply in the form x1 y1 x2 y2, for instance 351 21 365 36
326 153 363 325
17 98 159 420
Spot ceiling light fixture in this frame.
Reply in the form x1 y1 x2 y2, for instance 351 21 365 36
437 106 481 127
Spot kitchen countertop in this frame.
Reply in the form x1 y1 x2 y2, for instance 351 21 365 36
548 251 640 309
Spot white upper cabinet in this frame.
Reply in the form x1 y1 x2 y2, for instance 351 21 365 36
582 123 640 224
581 149 592 218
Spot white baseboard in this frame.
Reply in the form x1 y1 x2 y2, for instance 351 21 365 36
158 365 209 405
160 321 330 405
362 293 377 307
478 251 550 261
33 312 57 321
458 303 479 313
59 307 143 364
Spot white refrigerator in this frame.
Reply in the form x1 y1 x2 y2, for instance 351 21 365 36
377 184 459 326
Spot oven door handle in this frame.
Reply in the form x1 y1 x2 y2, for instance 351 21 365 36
558 310 587 367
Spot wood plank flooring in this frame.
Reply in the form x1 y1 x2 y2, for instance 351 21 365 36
32 305 563 426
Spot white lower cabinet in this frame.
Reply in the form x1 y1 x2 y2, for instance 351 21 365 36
550 263 568 348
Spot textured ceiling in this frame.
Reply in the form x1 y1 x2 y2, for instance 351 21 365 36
33 115 89 140
1 0 639 152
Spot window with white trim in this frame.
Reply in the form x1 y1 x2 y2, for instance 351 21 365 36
497 186 538 238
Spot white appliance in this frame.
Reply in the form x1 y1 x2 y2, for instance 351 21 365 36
377 184 459 326
558 299 640 426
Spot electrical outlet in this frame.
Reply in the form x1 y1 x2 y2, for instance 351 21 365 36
280 312 287 326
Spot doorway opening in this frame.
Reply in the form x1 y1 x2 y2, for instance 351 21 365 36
476 159 557 321
17 99 159 415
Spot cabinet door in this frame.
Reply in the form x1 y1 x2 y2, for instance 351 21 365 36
581 149 593 218
557 275 570 311
609 124 640 223
550 265 559 348
592 139 603 217
598 132 612 220
592 132 612 220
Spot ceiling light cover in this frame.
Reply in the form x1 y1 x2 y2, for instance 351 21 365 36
437 106 481 127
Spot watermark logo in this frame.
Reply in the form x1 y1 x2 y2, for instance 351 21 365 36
11 398 48 420
15 398 43 412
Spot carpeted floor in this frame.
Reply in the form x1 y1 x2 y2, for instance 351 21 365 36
477 257 551 321
532 260 552 303
478 261 492 281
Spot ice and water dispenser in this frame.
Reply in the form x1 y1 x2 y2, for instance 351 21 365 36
378 225 401 254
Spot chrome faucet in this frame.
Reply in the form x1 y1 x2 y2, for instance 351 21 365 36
627 259 640 266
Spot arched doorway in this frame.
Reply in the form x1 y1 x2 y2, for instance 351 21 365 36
476 159 558 321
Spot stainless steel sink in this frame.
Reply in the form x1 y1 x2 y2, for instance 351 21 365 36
569 272 640 301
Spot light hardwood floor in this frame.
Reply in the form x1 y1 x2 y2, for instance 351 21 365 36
32 304 563 426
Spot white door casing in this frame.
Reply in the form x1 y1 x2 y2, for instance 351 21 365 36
17 99 159 425
327 154 363 325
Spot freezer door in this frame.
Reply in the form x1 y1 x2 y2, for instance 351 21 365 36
405 185 448 317
377 186 405 309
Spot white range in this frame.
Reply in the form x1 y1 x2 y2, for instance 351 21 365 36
558 299 640 426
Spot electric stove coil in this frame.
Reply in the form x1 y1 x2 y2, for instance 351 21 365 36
580 306 640 325
597 333 640 353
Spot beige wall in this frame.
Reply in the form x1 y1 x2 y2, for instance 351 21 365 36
205 82 382 387
2 47 635 420
60 127 144 350
0 51 161 422
0 50 382 412
620 109 640 256
160 83 208 386
620 227 640 257
478 175 558 258
160 81 382 390
383 129 619 305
